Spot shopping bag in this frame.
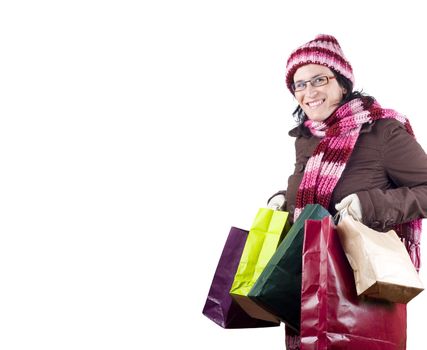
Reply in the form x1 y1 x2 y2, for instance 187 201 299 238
230 208 290 323
248 204 330 332
300 217 407 350
336 214 424 303
202 226 279 328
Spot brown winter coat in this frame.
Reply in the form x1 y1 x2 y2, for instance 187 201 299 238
274 118 427 229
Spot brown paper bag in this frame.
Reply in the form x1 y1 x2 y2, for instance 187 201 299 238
336 214 424 304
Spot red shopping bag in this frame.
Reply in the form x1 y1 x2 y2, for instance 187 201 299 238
300 217 407 350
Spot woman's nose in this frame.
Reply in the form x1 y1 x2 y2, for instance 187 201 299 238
305 84 318 97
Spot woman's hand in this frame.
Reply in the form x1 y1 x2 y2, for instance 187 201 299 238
335 194 362 221
267 194 286 210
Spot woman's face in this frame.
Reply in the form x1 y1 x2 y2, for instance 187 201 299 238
293 64 346 122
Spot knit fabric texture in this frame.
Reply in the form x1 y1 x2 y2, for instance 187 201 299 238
294 97 422 271
285 34 354 93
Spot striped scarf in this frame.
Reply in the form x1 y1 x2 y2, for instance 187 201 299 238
294 97 422 270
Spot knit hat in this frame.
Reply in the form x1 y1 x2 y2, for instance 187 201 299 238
285 34 354 93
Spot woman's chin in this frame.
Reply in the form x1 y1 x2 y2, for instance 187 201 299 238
306 110 334 122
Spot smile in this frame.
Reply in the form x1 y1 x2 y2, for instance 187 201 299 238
306 99 325 108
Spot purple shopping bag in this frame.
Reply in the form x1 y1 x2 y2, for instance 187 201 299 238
202 226 279 328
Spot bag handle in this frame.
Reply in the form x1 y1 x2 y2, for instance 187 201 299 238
334 207 362 225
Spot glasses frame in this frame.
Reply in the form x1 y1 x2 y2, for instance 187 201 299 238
291 75 336 92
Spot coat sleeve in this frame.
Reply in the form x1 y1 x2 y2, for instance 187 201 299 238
357 121 427 230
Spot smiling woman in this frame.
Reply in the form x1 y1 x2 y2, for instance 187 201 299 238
293 65 344 122
267 34 427 350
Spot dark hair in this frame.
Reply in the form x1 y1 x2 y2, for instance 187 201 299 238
292 69 375 129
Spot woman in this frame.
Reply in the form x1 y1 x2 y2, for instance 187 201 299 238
268 34 427 349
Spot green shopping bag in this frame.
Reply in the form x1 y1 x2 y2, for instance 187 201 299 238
248 204 330 332
230 208 290 323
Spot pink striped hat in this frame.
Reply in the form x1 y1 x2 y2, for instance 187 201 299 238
285 34 354 93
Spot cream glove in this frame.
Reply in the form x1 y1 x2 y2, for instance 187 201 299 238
335 194 362 221
267 194 286 210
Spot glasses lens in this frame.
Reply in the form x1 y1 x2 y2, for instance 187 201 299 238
312 76 328 87
293 81 306 92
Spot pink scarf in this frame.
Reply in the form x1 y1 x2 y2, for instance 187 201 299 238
294 97 421 270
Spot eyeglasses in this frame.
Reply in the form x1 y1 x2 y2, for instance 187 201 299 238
291 75 336 92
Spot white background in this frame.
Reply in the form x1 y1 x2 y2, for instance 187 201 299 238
1 0 426 349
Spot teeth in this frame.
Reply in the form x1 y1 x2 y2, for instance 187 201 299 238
308 100 323 108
